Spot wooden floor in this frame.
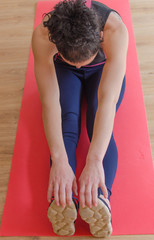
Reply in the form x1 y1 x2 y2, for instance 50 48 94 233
0 0 154 239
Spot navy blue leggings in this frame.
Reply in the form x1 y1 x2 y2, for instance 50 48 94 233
50 54 126 201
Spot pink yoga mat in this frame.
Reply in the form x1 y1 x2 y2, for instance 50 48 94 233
0 0 154 236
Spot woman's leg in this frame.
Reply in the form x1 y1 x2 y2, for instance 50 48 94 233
84 66 126 201
50 63 83 174
47 62 83 236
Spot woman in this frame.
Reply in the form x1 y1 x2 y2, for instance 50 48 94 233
32 0 128 237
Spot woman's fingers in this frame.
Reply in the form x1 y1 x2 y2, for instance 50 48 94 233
85 184 92 208
59 183 66 208
54 182 60 206
92 183 98 207
49 181 72 207
100 181 108 199
79 184 85 208
49 181 108 208
66 184 73 206
47 181 53 202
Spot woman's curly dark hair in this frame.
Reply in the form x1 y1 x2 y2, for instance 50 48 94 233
42 0 102 63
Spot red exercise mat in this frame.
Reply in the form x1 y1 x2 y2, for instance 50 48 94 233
0 0 154 236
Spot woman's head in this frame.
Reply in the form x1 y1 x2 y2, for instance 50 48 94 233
43 0 102 63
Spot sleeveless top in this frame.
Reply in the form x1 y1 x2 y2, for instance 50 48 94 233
53 0 121 66
87 0 121 66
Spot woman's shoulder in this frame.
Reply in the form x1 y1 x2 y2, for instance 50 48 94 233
32 18 53 57
33 15 50 42
91 1 121 31
93 1 125 32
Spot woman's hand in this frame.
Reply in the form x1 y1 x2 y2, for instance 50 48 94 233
79 161 108 208
47 160 78 208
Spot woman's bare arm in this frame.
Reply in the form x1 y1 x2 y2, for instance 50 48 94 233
31 23 78 206
79 11 128 208
32 24 68 163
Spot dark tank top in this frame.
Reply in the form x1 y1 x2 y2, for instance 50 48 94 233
86 0 121 66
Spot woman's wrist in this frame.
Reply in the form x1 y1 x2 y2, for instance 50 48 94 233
50 150 68 164
86 152 103 166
